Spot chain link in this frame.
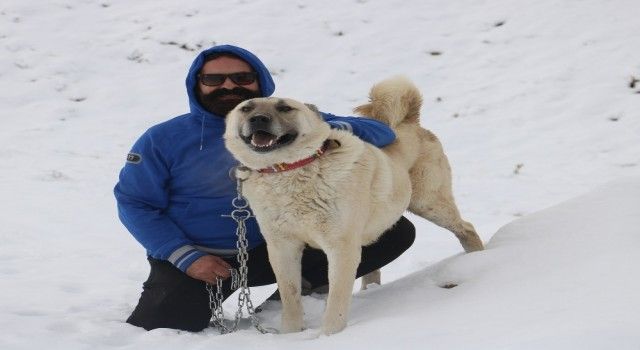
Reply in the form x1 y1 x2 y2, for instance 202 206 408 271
207 168 273 334
206 269 238 333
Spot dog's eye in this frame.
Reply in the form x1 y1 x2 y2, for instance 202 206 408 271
240 105 253 113
277 105 293 113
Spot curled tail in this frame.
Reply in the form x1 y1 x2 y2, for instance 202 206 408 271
354 76 423 128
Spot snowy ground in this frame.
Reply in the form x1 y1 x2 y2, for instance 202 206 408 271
1 0 639 349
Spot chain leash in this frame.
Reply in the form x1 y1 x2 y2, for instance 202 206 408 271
206 167 273 334
206 269 238 333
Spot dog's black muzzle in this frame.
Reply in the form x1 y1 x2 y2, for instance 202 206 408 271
248 114 272 133
240 113 298 153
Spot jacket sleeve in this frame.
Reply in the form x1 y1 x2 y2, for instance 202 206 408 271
321 112 396 147
114 131 207 272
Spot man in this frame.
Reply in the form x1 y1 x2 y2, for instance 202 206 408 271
114 44 415 332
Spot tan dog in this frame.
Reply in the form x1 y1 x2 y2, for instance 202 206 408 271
224 76 483 335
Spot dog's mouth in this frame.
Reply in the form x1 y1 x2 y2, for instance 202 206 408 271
241 130 298 153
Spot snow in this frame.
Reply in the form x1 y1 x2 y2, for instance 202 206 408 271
1 0 640 349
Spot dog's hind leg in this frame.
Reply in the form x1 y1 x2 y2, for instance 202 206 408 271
360 269 381 290
321 237 361 335
410 191 483 252
265 237 306 333
408 151 484 252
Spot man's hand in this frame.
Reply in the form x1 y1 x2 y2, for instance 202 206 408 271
186 255 232 284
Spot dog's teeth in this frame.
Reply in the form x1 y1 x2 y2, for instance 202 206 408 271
249 134 276 148
251 140 272 148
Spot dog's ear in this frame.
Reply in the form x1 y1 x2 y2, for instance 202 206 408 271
305 103 321 116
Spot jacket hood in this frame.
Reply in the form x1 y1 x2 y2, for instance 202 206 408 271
185 45 276 119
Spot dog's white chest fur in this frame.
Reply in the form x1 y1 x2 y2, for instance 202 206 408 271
243 157 378 250
245 166 336 247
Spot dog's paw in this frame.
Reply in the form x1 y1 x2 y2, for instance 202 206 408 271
460 234 484 253
280 323 304 334
281 316 304 334
321 319 347 335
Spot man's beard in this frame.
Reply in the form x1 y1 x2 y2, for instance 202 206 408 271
197 87 261 117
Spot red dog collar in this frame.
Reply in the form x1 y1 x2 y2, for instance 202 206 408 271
257 141 329 174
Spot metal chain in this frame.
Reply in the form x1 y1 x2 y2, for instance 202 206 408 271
207 168 272 334
207 269 238 333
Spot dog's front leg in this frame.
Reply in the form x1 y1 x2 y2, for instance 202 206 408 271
264 237 305 333
322 238 361 335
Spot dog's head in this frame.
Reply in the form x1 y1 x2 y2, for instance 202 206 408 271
224 97 331 169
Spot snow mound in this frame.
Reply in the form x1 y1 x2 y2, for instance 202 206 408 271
189 178 640 349
335 177 640 349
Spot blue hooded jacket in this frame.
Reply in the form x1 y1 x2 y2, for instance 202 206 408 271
114 45 396 272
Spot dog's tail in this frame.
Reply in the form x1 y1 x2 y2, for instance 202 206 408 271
354 76 422 128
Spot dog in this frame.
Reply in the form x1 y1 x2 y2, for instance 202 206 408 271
223 76 483 335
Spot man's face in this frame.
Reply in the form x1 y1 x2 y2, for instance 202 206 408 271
197 55 261 117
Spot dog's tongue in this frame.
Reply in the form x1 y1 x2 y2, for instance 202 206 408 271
251 131 277 147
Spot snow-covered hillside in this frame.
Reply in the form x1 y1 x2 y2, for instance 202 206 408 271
1 0 639 349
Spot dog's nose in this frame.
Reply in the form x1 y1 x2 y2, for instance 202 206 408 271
248 115 271 129
249 115 271 124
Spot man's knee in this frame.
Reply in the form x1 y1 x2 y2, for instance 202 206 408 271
381 216 416 255
392 216 416 252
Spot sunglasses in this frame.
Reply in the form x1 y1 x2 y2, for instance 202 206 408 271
198 72 258 86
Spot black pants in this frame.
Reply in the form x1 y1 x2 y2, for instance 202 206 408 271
126 216 415 331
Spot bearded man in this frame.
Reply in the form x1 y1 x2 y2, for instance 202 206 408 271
114 45 415 331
